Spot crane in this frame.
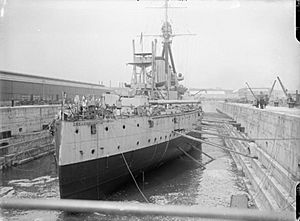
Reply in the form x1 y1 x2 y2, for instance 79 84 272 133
266 79 276 105
245 82 259 108
277 76 295 108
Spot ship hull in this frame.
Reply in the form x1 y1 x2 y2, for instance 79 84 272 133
58 131 201 200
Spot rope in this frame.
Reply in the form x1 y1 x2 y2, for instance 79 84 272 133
121 153 149 203
159 139 170 163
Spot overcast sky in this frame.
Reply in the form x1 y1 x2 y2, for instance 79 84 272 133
0 0 299 91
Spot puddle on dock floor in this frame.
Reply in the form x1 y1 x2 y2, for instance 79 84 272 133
0 112 254 220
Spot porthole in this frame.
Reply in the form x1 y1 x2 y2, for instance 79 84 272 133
123 125 126 129
148 139 151 143
75 129 79 134
79 150 83 155
137 123 140 127
105 127 108 131
91 149 95 154
160 136 162 140
117 145 120 149
137 141 139 145
154 138 157 142
165 135 167 139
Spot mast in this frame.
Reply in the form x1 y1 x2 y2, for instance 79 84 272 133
162 0 172 99
129 0 184 98
132 40 136 85
164 0 168 28
152 39 157 97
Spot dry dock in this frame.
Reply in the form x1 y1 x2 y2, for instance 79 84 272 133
0 102 298 220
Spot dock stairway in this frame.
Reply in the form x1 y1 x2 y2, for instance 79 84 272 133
218 117 296 211
179 112 296 211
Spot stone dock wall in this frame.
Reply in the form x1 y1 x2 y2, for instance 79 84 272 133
0 105 60 169
0 105 60 136
209 101 299 211
216 102 300 179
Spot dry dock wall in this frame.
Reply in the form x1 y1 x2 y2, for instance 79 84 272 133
212 102 299 210
216 102 300 180
0 105 60 169
0 105 60 136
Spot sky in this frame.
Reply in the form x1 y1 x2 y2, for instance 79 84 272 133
0 0 299 91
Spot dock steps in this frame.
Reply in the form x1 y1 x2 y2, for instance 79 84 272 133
222 123 296 211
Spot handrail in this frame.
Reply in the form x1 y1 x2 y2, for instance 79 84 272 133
0 198 294 221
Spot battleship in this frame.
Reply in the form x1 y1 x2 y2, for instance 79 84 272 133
54 1 203 200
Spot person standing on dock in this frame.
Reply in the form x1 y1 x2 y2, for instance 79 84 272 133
258 91 266 109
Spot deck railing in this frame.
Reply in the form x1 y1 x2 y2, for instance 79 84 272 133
0 198 294 221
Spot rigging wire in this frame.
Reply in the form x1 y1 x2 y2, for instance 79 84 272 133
121 153 149 203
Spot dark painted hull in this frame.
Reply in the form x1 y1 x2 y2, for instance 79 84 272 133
59 131 202 200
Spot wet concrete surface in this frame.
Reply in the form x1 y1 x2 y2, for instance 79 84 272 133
0 112 254 220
